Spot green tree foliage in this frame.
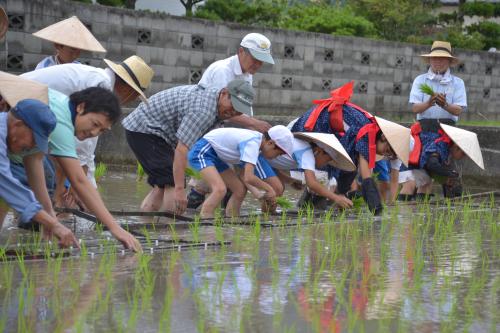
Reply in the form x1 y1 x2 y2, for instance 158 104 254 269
467 21 500 50
461 1 500 18
279 4 377 37
349 0 437 41
194 0 285 27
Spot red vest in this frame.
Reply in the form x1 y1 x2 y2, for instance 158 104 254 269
303 81 380 168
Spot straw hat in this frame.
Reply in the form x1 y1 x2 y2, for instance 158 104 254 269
0 71 48 106
104 56 154 102
375 116 411 166
33 16 106 53
420 41 460 66
0 6 7 40
294 132 356 172
440 123 484 170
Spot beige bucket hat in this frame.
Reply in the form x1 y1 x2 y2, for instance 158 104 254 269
294 132 356 172
375 116 411 166
104 56 154 102
420 41 460 66
440 123 484 170
0 71 48 106
33 16 106 53
0 6 7 40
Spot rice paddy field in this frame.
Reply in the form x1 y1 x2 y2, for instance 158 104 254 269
0 172 498 333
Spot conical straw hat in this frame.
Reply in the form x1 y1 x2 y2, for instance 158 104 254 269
294 132 356 172
440 123 484 170
104 56 154 102
33 16 106 53
375 116 411 166
420 41 459 66
0 71 48 106
0 6 7 40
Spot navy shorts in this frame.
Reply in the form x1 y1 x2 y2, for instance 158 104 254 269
248 156 277 179
125 130 175 188
188 138 230 173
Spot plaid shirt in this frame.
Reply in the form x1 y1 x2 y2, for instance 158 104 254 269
122 85 221 149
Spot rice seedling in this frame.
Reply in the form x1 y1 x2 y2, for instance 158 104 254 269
185 166 202 180
276 196 293 210
136 161 145 181
94 162 107 183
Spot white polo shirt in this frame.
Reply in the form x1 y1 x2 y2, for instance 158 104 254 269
269 138 316 171
198 54 252 90
21 63 115 96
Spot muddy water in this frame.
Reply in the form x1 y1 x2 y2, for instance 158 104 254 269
0 172 498 333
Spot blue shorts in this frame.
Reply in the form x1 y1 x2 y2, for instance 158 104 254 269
248 155 277 180
188 138 230 173
374 160 391 182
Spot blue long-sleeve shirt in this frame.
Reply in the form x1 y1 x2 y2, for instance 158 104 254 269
0 113 42 223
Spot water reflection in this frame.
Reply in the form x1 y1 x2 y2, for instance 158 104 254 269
0 172 498 332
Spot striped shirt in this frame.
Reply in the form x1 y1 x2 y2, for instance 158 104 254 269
122 85 221 149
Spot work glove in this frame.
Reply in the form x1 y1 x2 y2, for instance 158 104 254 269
361 178 383 215
335 171 358 195
442 177 463 198
425 155 459 178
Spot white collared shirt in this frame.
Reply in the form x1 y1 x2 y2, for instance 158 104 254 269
21 63 115 96
198 54 252 90
409 68 467 122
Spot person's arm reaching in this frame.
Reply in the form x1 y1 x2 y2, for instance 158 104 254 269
56 156 142 252
24 152 57 218
304 170 352 208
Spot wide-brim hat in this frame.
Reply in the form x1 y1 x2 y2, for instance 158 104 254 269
294 132 356 172
0 6 7 40
33 16 106 53
104 56 154 102
420 40 460 66
375 116 411 166
440 123 484 170
0 71 48 106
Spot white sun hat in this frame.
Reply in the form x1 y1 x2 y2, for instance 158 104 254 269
33 16 106 53
294 132 356 172
0 71 48 106
439 123 484 170
268 125 294 157
375 116 411 166
240 33 274 65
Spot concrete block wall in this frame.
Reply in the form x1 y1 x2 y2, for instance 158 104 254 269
1 0 499 123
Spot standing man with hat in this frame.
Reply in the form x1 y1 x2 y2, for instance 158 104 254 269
188 32 275 208
409 40 467 127
399 41 467 199
0 98 79 248
122 79 256 216
32 16 106 69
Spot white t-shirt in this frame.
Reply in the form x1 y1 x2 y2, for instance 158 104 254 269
198 54 252 90
389 136 415 170
204 128 262 165
75 137 98 188
21 63 115 96
269 138 315 171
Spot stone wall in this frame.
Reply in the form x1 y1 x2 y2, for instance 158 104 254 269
1 0 499 122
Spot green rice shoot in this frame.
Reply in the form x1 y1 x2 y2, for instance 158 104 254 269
419 83 435 96
94 162 107 183
276 196 293 209
136 162 145 181
185 167 202 180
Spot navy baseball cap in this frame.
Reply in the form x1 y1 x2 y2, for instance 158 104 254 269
11 99 57 154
